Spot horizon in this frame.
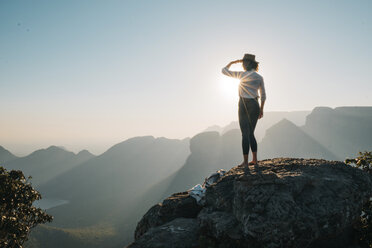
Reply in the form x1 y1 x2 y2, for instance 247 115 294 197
2 105 368 156
1 0 371 155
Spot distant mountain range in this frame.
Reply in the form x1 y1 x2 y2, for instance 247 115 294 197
302 107 372 159
259 118 338 160
0 106 371 248
204 110 311 142
0 145 18 163
3 146 94 186
28 136 190 248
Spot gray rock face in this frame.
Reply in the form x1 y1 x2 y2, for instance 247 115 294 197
127 158 372 248
134 191 202 240
128 218 199 248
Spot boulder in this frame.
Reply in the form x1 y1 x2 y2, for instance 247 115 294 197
134 191 202 240
127 158 372 248
128 218 199 248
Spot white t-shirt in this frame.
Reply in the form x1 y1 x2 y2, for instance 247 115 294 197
222 66 266 101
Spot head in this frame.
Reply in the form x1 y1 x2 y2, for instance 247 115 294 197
242 53 259 71
242 59 259 71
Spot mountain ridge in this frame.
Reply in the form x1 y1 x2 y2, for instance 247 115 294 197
0 145 18 163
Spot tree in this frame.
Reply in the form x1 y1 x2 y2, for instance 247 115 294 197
0 166 53 248
345 151 372 247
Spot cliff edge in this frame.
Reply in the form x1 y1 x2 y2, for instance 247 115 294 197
127 158 372 248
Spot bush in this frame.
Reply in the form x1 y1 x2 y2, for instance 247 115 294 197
0 166 53 248
345 151 372 247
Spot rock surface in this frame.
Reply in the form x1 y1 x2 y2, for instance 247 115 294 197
127 158 372 248
134 191 202 240
128 218 199 248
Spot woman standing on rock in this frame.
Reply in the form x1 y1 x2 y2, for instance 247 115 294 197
222 54 266 166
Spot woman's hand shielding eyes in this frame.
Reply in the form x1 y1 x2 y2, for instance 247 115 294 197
227 59 243 67
231 59 242 64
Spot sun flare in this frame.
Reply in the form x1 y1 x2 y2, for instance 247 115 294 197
219 75 239 100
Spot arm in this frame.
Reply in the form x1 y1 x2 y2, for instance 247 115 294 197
259 78 266 119
221 59 244 79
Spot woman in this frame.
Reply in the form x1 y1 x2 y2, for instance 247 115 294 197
221 54 266 167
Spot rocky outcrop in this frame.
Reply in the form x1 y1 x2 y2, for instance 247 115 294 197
128 218 200 248
134 192 202 240
127 158 372 248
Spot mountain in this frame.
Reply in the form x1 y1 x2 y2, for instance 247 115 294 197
204 110 311 142
131 129 243 224
40 136 190 205
29 136 190 247
4 146 95 186
163 130 243 197
259 119 338 160
302 107 372 159
203 124 223 133
77 149 95 158
0 145 18 164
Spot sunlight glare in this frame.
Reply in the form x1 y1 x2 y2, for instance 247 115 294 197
219 75 239 100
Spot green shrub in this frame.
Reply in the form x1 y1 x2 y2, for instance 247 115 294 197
0 166 53 248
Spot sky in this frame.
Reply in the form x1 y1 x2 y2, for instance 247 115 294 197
1 0 371 156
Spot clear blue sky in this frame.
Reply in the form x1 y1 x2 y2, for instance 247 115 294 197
1 0 371 155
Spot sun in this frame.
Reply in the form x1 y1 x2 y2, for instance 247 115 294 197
219 74 239 100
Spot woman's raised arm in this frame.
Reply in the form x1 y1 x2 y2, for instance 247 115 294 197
221 60 244 79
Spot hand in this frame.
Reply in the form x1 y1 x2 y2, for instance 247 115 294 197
231 59 242 64
258 109 264 119
228 59 242 66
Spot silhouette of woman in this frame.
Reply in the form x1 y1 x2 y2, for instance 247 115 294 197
222 54 266 167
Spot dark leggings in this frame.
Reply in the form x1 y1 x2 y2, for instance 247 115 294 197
238 97 260 155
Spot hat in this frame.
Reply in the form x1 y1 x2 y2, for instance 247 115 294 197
243 54 258 63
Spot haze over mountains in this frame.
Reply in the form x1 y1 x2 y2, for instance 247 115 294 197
302 107 372 159
4 146 95 186
0 106 371 248
39 136 190 228
260 118 338 160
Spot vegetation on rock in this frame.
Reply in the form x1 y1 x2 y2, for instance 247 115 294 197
346 151 372 247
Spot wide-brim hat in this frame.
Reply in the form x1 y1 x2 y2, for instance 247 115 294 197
243 53 258 63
